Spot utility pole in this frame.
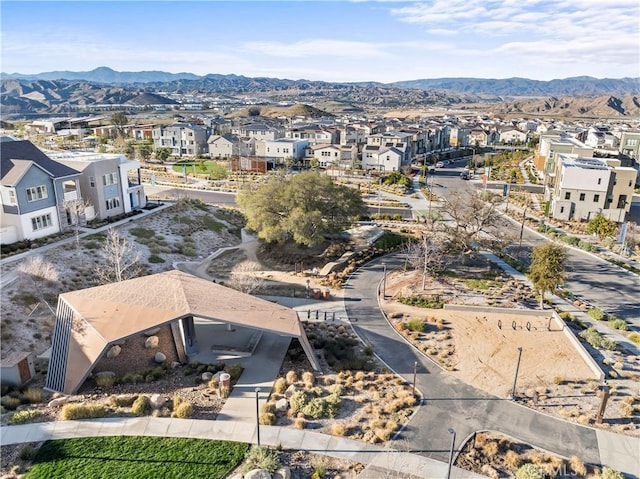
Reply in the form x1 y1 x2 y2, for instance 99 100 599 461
516 202 529 259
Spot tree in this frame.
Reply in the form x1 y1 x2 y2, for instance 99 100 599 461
237 171 366 247
439 190 502 254
586 214 617 240
406 232 444 290
111 112 129 138
155 147 171 163
17 256 59 314
94 228 142 284
528 242 567 309
137 143 153 162
229 260 264 294
63 198 92 248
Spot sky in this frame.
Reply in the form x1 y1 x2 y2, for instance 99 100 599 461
1 0 638 83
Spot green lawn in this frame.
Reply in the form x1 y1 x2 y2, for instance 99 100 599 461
172 161 228 178
25 437 248 479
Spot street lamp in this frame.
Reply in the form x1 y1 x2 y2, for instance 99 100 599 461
511 347 523 400
255 387 261 447
516 202 529 259
412 361 418 396
446 428 456 479
381 262 387 298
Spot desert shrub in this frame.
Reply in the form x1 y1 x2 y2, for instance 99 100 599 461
261 402 277 415
331 423 347 436
628 332 640 345
131 395 152 416
324 393 342 418
608 318 628 330
109 394 138 407
259 412 276 425
588 307 605 320
120 373 144 385
483 441 499 456
1 396 21 410
552 376 563 385
399 297 444 309
406 318 426 332
578 241 593 251
148 254 165 264
311 462 327 479
329 384 344 396
505 450 521 468
95 374 116 389
302 397 326 419
559 311 575 321
579 327 617 350
21 387 42 404
220 387 230 398
273 377 287 394
19 443 39 461
9 408 42 425
61 404 107 420
285 370 298 385
294 417 306 429
373 428 393 441
242 446 280 474
601 468 624 479
224 363 243 380
569 456 587 476
302 371 315 388
172 395 183 410
174 401 193 418
516 463 546 479
289 391 308 414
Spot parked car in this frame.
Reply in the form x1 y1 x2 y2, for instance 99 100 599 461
435 161 444 168
460 171 469 180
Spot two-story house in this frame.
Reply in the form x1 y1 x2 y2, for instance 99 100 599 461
152 123 209 157
263 138 309 165
1 140 82 244
207 134 256 159
53 152 145 219
308 144 359 169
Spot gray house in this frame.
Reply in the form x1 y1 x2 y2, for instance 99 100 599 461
1 140 82 244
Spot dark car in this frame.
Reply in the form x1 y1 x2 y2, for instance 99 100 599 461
460 171 469 180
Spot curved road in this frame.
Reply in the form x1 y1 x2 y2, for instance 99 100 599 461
344 255 602 462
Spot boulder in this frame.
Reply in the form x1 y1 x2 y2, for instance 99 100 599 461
106 345 121 359
275 397 288 412
228 474 243 479
154 352 166 363
244 470 272 479
150 394 166 409
145 336 159 349
284 384 296 398
202 372 213 382
273 467 291 479
144 327 161 336
47 395 80 408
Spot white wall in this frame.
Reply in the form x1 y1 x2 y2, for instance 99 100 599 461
20 206 61 241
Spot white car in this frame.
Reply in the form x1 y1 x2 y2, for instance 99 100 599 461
435 161 444 168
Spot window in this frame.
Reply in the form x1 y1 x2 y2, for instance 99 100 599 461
31 213 52 231
617 195 627 209
579 193 585 201
26 185 48 202
105 198 121 210
7 190 16 205
560 206 565 214
565 192 571 200
102 172 118 186
597 178 601 185
630 180 633 187
626 139 638 146
594 194 600 202
89 176 96 187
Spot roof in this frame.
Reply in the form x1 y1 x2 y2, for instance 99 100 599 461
45 270 318 394
1 140 80 185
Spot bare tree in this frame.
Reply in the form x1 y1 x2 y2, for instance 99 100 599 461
229 260 264 294
17 256 59 314
406 231 445 290
94 228 142 284
439 190 502 254
63 198 92 248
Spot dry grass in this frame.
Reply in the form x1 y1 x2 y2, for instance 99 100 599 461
285 370 298 385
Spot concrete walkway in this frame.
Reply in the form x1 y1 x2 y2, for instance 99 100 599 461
0 418 481 479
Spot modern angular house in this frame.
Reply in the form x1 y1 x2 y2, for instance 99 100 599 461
1 139 82 244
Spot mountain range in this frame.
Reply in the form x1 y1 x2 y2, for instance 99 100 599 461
1 67 639 118
3 66 639 96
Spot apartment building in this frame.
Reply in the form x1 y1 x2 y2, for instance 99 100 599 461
535 134 593 173
152 123 209 157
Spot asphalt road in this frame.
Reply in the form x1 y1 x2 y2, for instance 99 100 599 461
344 255 601 463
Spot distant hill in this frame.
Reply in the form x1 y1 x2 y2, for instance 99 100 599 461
496 94 640 118
226 104 332 119
394 76 640 97
2 67 638 97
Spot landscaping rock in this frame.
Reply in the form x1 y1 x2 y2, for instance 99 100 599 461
273 467 291 479
106 345 121 359
154 352 166 363
171 361 181 369
228 474 243 479
285 384 296 398
245 470 271 479
275 397 288 412
144 327 161 336
202 372 213 382
150 394 166 409
145 336 159 349
47 396 73 408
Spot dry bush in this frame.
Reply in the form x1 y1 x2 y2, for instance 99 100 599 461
208 378 220 389
302 371 315 388
172 395 182 410
505 450 521 468
332 423 347 436
354 371 366 381
552 376 563 385
385 419 398 431
261 402 277 415
322 375 335 386
483 441 499 456
354 380 365 391
175 402 193 419
570 456 587 477
285 370 298 385
435 318 444 330
260 412 276 425
294 417 306 429
61 403 107 420
374 428 393 441
273 377 287 394
369 419 385 430
402 395 418 407
383 399 404 414
344 377 353 388
21 387 43 404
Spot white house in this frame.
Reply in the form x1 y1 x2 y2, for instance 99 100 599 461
264 138 309 163
361 145 403 172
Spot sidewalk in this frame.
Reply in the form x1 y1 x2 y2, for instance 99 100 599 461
0 418 481 478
